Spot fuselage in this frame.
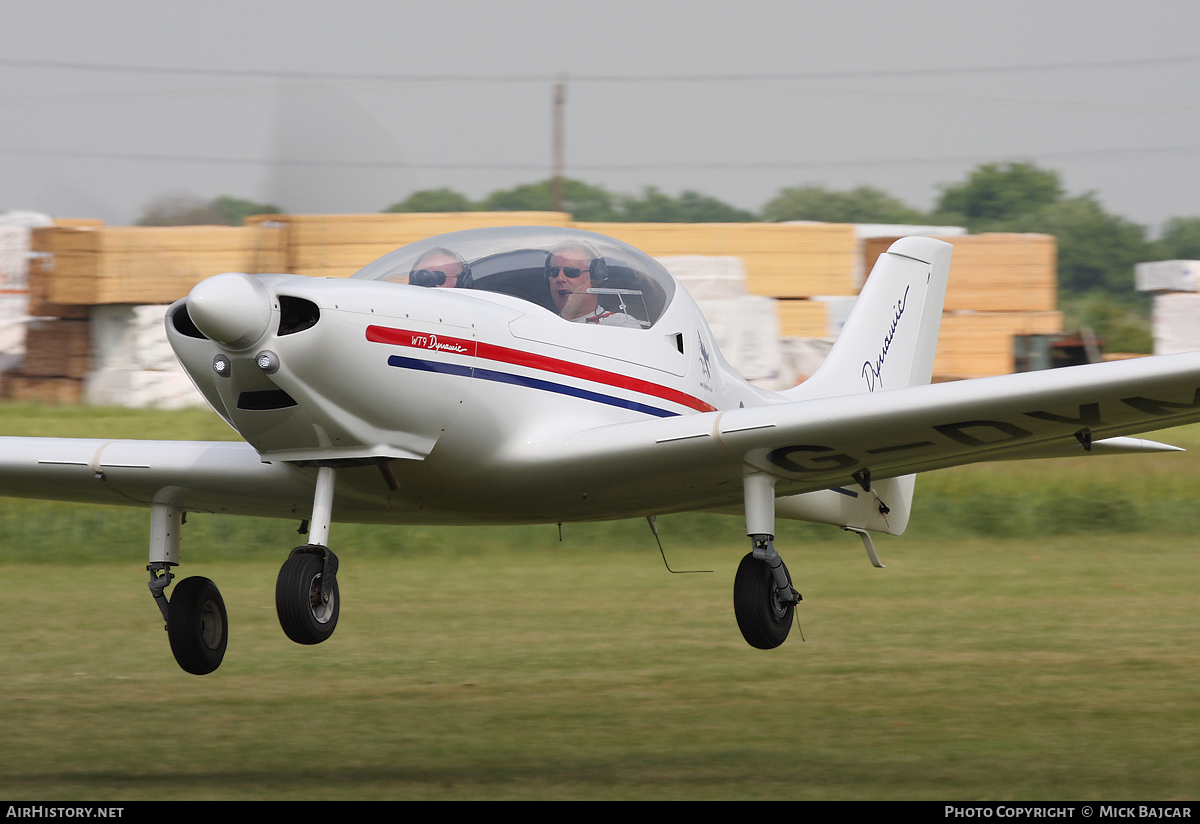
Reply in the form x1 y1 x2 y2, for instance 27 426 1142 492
166 227 779 525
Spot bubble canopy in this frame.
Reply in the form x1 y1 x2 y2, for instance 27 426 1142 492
350 226 676 329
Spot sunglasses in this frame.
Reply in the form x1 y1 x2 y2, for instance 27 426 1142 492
547 266 587 279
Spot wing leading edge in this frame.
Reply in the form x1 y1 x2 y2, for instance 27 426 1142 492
0 438 315 517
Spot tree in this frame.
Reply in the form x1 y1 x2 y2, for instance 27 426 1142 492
1157 216 1200 260
1060 292 1152 353
137 194 280 226
481 178 617 221
618 187 757 223
137 194 223 226
1011 194 1151 294
211 196 281 225
384 188 476 213
934 162 1063 229
762 184 926 224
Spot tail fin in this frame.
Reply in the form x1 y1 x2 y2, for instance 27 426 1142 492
773 237 951 538
782 236 952 401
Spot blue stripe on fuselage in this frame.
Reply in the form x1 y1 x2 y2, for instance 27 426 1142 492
386 355 678 418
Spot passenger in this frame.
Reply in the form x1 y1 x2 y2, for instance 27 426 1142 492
407 248 473 288
545 242 641 327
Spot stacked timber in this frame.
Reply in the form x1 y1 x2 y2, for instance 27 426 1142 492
0 214 1064 403
41 224 286 304
862 234 1062 378
775 299 829 338
253 212 571 279
1 220 98 403
935 311 1065 377
577 222 856 297
3 316 89 403
587 222 858 385
7 222 285 404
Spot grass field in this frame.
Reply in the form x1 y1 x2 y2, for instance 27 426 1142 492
0 405 1198 800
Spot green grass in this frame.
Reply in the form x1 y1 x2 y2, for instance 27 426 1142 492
2 537 1197 800
0 404 1198 799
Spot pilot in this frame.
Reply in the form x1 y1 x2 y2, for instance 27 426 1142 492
545 242 641 328
407 248 473 288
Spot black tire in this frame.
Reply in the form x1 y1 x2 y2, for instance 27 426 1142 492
276 552 339 645
733 552 793 649
167 576 228 675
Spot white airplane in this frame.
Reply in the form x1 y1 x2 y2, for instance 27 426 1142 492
2 226 1197 675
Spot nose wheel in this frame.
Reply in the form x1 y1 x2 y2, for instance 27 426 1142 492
276 548 340 645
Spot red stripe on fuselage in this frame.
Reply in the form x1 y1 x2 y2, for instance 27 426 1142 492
365 324 716 413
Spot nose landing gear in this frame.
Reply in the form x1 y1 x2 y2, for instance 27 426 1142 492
275 466 340 645
276 546 340 645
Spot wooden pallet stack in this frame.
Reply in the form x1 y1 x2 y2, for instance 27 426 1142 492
41 224 286 304
5 223 286 403
863 234 1062 378
1 214 1062 403
5 226 92 403
578 222 856 340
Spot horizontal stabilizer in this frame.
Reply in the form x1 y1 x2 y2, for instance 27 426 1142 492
995 435 1185 462
1090 436 1183 454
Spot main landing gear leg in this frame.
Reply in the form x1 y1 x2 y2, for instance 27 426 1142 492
733 471 801 649
277 466 340 645
147 502 228 675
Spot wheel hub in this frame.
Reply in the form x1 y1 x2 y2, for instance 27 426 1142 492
308 574 335 624
200 599 224 649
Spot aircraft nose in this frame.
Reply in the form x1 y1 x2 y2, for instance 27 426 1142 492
187 273 274 350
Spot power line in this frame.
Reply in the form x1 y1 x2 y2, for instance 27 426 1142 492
4 142 1200 171
4 54 1200 83
0 146 543 169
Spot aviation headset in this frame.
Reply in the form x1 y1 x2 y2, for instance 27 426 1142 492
409 248 474 288
544 243 608 282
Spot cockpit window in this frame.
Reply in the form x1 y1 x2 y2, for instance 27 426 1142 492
351 227 675 329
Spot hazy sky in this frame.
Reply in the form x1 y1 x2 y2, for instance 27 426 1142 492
3 0 1200 231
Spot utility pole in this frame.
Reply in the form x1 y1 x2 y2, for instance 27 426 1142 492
552 74 566 213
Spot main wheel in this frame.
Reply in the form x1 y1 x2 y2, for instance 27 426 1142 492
733 552 794 649
276 552 339 645
167 576 228 675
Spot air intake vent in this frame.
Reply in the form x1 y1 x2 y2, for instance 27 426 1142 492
237 390 298 410
278 296 320 336
171 304 207 339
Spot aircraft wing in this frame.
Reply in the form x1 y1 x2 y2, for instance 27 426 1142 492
505 351 1200 507
0 438 315 517
2 353 1196 526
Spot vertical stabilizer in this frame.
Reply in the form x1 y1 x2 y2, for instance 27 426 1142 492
772 237 951 537
782 236 952 401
